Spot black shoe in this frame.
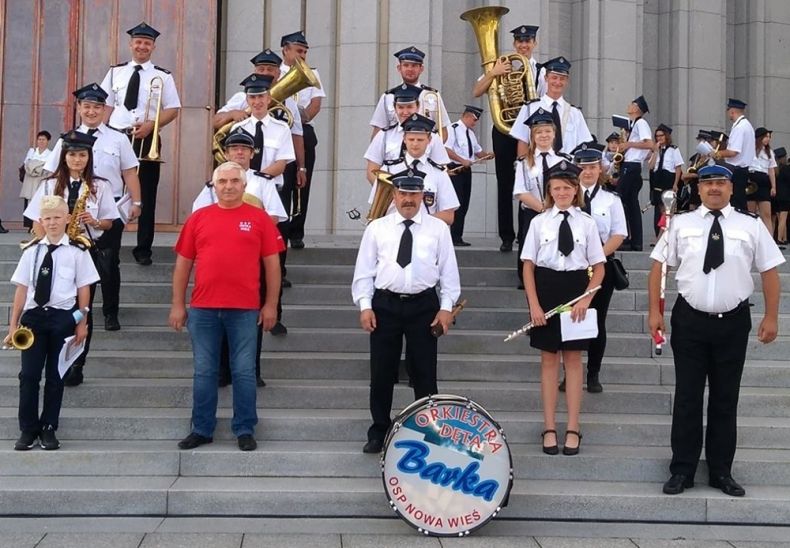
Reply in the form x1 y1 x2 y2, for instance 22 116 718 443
282 277 292 288
618 242 632 252
0 223 8 234
562 430 582 456
133 252 153 266
104 314 121 331
63 365 84 387
630 245 643 252
270 322 288 336
453 239 471 247
14 431 38 451
663 473 694 495
290 238 305 250
499 240 513 252
218 376 231 387
558 378 566 392
541 429 559 455
256 377 266 387
237 434 257 451
587 373 603 393
178 432 213 450
39 425 60 450
363 439 384 454
516 283 524 290
709 475 745 497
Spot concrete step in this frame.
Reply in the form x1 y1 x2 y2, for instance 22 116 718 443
2 440 789 486
1 407 789 448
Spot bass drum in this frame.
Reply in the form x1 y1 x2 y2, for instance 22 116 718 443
381 394 513 537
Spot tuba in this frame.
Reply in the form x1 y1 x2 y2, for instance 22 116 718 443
212 58 321 163
366 170 395 223
461 6 538 134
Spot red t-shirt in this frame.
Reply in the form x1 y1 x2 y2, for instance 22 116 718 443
175 203 285 309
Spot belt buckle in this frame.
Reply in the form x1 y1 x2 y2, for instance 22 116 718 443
398 293 410 301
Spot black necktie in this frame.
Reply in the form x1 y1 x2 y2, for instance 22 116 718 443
67 180 81 212
657 146 667 172
558 211 574 256
124 65 143 111
411 159 420 170
551 101 563 151
540 152 550 198
34 244 59 307
703 210 724 274
466 128 473 158
252 121 264 171
86 128 98 137
396 219 415 268
583 189 591 214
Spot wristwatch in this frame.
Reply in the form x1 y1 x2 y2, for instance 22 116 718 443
298 167 307 172
132 201 143 207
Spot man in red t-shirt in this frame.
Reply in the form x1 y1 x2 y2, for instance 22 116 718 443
169 161 284 451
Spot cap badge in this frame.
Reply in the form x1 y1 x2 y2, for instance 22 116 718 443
410 46 416 53
521 26 526 33
581 143 587 150
559 57 566 63
560 160 567 169
91 84 98 90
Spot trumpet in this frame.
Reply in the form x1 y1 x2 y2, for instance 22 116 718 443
420 90 444 138
2 326 34 351
447 153 495 176
134 76 165 166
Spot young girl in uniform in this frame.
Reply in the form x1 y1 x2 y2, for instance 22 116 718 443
520 160 606 455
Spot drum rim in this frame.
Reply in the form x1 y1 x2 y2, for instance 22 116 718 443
380 393 515 537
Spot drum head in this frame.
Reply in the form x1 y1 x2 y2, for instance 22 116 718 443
381 394 513 537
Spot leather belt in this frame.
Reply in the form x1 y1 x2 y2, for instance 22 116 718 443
678 295 750 318
376 287 435 301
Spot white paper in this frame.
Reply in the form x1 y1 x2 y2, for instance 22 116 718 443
560 309 599 342
116 192 132 224
58 336 85 379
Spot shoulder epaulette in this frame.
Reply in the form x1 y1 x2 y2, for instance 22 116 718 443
558 152 573 161
107 125 124 134
570 103 582 111
270 108 288 123
670 144 678 149
253 170 273 180
384 85 400 94
382 157 404 167
383 123 398 132
451 122 459 128
526 98 540 105
69 239 90 251
111 62 127 68
735 208 759 219
154 65 171 74
204 180 213 188
420 84 437 92
673 209 692 215
427 158 447 171
578 210 593 219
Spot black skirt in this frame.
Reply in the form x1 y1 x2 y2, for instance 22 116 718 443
748 171 771 202
530 267 591 353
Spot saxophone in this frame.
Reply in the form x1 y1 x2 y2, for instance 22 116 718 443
67 182 94 248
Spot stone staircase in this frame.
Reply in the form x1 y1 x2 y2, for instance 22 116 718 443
1 236 790 527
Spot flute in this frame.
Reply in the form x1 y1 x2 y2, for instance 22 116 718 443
654 190 677 355
504 285 602 342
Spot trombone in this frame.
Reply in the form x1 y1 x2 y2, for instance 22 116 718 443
420 90 444 138
132 76 165 171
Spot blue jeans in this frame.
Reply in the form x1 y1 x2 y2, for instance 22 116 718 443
187 308 259 437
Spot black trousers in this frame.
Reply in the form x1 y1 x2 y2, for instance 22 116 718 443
128 132 161 261
96 218 124 317
368 289 439 442
586 258 616 374
289 123 317 241
73 282 97 368
731 166 748 210
493 127 518 244
515 207 538 284
669 295 751 479
23 199 33 228
618 163 643 249
18 307 74 432
449 168 472 242
278 163 297 275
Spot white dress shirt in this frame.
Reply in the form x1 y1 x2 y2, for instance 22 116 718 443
352 210 461 311
45 124 139 197
192 169 288 222
364 125 449 165
230 114 296 189
513 149 563 206
218 91 303 136
370 82 452 130
11 233 100 311
279 63 327 111
509 95 592 155
624 118 652 163
581 184 629 244
727 115 756 168
25 147 51 163
445 120 483 162
371 154 460 216
100 60 181 130
750 149 777 174
520 206 606 270
652 145 684 173
650 204 785 313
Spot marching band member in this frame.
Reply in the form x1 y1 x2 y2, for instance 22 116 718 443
615 95 653 251
558 145 627 394
45 84 142 333
375 113 459 225
509 57 592 158
280 31 326 250
649 164 783 497
99 22 181 266
444 105 491 246
512 108 566 288
715 98 755 210
679 129 714 211
521 160 605 456
472 24 547 252
748 127 777 232
352 171 460 454
364 84 450 185
773 147 789 246
369 46 451 141
230 74 295 336
647 124 683 238
25 131 120 387
603 132 620 180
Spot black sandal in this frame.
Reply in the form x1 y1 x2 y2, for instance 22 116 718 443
563 430 583 455
541 429 559 455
